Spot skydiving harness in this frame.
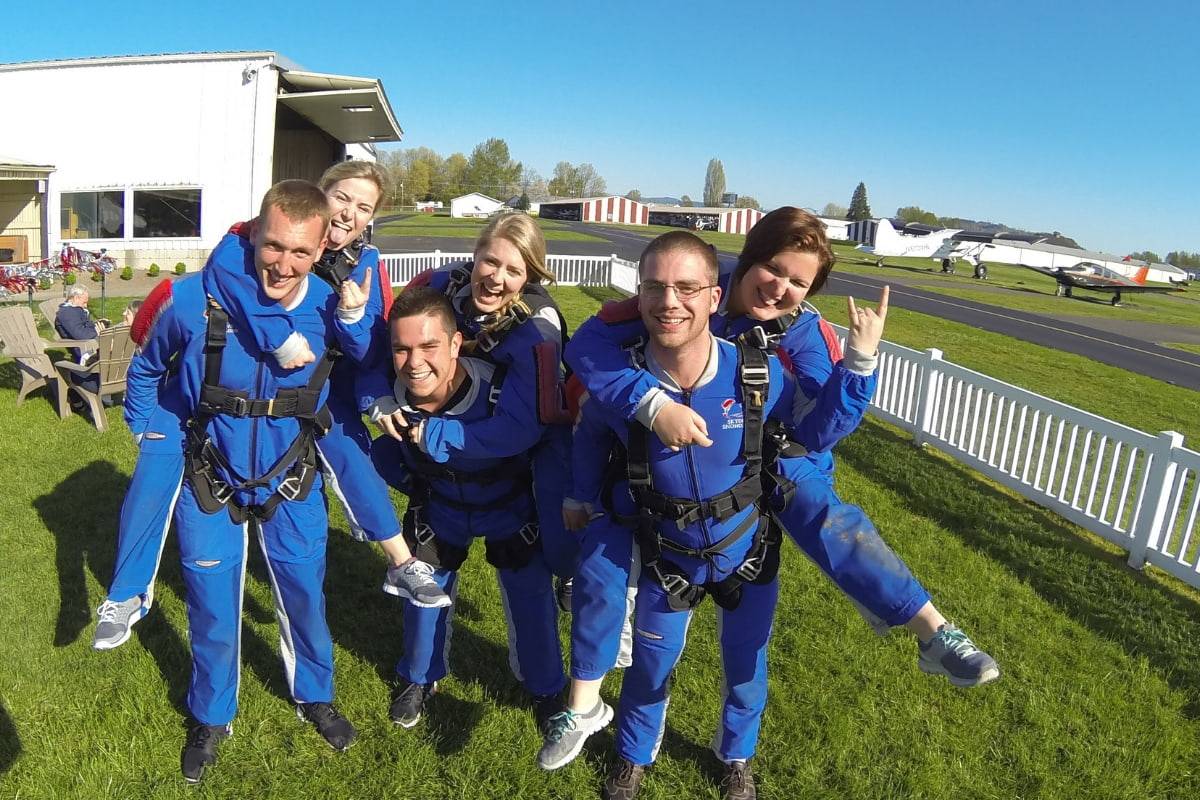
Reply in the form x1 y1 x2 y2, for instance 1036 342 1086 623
440 263 570 356
604 341 789 612
185 298 338 524
312 238 362 288
397 371 541 572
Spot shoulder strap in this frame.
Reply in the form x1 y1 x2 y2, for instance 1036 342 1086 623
736 341 769 478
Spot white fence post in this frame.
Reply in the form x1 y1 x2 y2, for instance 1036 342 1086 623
610 254 618 288
912 348 943 448
1127 430 1185 570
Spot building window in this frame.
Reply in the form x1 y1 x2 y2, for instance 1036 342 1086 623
61 191 124 239
133 189 201 238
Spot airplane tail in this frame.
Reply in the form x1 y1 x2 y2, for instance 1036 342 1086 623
1132 266 1149 285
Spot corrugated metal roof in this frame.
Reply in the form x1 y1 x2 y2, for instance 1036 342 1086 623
647 204 752 215
0 50 296 72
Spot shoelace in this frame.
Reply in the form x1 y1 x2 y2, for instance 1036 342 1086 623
306 703 340 724
96 600 123 624
934 627 979 657
544 710 579 743
723 764 748 790
402 560 436 580
187 725 222 748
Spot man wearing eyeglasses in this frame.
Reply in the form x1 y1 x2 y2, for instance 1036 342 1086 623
547 231 808 800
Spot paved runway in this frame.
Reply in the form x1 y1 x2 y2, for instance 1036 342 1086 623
374 220 1200 391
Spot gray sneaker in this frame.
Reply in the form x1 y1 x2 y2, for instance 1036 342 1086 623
92 596 146 651
383 560 452 608
918 623 1000 687
537 701 614 770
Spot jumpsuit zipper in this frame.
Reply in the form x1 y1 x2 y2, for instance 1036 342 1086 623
680 389 714 583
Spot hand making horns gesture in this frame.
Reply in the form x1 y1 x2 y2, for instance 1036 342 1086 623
846 285 890 356
338 265 372 312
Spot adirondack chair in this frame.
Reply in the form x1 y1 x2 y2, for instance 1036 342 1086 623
54 325 136 432
0 305 95 416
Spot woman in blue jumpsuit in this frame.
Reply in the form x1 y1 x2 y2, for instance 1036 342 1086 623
363 213 578 595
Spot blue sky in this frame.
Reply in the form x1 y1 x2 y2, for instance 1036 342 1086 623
3 1 1196 256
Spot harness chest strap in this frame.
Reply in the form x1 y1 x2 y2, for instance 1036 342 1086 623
187 298 338 523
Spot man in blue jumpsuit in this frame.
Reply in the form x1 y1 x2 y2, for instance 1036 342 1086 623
559 232 806 800
126 181 370 783
368 287 566 730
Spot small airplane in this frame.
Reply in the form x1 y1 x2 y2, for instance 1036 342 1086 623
1024 261 1188 306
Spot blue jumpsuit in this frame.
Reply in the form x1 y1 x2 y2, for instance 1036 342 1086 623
359 264 577 580
101 228 401 618
369 357 566 697
125 235 370 726
565 260 930 640
573 338 796 766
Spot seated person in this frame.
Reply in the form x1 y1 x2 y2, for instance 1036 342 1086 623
55 286 106 396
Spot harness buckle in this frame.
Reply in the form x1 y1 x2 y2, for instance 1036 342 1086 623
518 523 539 546
742 326 770 351
476 330 499 352
412 513 436 546
659 572 692 597
230 395 250 417
210 478 235 505
266 397 276 417
735 553 764 582
275 464 310 502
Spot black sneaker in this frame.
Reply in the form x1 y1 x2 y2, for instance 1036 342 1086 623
180 722 231 784
555 578 574 614
532 692 563 733
602 757 646 800
296 702 357 751
389 680 437 728
720 759 757 800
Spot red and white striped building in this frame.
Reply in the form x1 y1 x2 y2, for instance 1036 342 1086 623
539 196 648 225
718 207 763 234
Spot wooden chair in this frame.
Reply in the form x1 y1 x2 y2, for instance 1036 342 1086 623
54 325 136 432
0 305 94 416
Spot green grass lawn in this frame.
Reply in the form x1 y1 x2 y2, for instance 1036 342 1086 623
1 287 1198 798
376 214 606 243
1164 342 1200 355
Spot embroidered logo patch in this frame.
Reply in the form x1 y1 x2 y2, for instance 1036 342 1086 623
720 398 743 430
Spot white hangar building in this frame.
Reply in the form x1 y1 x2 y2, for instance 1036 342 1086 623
0 51 402 271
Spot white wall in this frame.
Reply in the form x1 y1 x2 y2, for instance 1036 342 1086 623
0 54 278 270
450 194 502 218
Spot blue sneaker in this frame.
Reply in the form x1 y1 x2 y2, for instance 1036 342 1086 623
918 623 1000 687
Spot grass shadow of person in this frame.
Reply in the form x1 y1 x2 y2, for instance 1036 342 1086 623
0 698 20 776
0 360 24 392
839 420 1200 716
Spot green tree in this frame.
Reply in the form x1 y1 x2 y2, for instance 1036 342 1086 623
681 195 694 207
438 152 469 203
548 162 607 197
407 159 434 202
1127 250 1162 264
703 158 726 207
847 182 872 221
896 206 939 225
517 192 531 211
1167 251 1200 268
625 189 643 202
821 202 847 219
464 138 522 199
734 196 761 210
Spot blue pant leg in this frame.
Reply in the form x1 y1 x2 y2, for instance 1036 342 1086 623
176 484 247 726
532 426 578 579
369 434 411 494
780 477 930 627
398 568 458 685
314 395 403 544
257 492 336 704
570 517 637 681
495 551 566 696
713 578 779 762
614 579 692 767
108 448 185 604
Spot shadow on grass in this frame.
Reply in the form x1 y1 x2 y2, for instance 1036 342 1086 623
0 361 23 392
33 461 300 716
579 285 626 305
839 421 1200 715
0 699 19 775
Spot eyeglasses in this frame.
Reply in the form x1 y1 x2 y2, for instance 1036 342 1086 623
638 280 716 300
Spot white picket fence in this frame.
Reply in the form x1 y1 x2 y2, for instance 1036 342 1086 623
381 251 1200 590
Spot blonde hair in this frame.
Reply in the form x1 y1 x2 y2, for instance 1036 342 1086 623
318 160 389 206
474 213 553 286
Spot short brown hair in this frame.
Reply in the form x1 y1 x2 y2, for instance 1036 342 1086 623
258 180 332 229
475 213 553 285
734 207 835 296
390 286 457 337
319 160 388 207
639 231 718 284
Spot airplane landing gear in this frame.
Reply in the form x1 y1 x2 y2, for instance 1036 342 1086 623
973 263 988 280
1055 283 1072 298
941 258 955 274
1111 292 1123 307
